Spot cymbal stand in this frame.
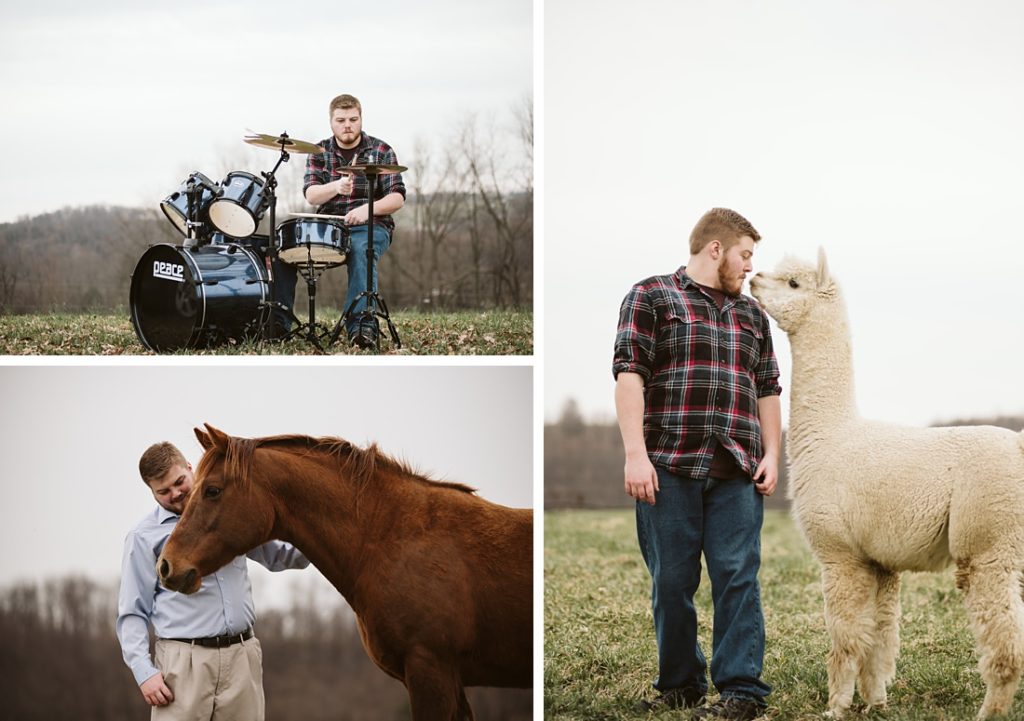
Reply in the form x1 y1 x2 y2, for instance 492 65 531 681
329 167 402 351
255 133 302 346
183 174 207 249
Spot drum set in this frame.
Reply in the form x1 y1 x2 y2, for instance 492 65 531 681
129 131 405 353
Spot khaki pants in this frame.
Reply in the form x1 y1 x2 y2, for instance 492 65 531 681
152 637 265 721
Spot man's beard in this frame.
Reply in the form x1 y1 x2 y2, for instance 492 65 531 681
717 263 744 297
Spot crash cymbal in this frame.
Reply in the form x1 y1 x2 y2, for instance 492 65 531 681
243 132 324 155
348 163 407 175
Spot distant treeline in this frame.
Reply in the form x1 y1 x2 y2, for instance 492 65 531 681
545 399 1024 510
0 105 533 315
0 575 531 721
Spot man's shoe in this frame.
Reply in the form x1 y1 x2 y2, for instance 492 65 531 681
634 687 706 712
692 697 767 720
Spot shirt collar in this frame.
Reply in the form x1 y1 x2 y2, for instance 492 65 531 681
676 265 747 312
156 505 179 524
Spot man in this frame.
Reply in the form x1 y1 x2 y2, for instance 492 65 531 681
613 208 782 720
273 93 406 348
116 441 309 720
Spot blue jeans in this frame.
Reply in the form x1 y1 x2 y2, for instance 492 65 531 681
272 223 391 335
636 467 771 702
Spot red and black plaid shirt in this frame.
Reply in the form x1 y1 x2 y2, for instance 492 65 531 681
613 267 782 480
303 133 406 234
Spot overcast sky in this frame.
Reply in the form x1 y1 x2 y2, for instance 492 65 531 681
0 365 533 606
0 0 532 222
545 0 1024 428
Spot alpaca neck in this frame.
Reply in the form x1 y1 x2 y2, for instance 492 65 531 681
786 302 859 437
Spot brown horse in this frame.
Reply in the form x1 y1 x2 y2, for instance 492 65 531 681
158 424 532 721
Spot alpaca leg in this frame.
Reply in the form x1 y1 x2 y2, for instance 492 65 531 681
404 646 464 721
961 562 1024 720
857 570 901 710
821 561 879 719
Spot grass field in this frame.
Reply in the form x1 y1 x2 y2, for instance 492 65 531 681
545 509 995 721
0 309 532 355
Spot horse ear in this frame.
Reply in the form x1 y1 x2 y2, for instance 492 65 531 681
194 426 214 450
816 247 831 287
203 423 230 451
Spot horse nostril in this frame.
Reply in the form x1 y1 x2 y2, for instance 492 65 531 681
159 559 170 579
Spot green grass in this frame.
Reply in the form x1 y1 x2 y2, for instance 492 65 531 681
0 309 532 355
545 509 989 721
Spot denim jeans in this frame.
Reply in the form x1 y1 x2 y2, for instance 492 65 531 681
272 223 391 335
636 466 771 702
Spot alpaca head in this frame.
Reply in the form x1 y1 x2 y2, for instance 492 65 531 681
749 248 839 333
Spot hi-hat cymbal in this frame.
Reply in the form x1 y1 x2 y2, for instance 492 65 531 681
243 132 323 154
348 163 407 175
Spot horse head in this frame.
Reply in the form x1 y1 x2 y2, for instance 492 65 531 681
157 423 276 594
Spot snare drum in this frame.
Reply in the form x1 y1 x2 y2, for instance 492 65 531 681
209 171 267 239
159 172 220 238
277 217 351 266
130 243 269 351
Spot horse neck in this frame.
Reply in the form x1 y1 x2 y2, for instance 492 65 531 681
257 448 384 604
786 299 859 449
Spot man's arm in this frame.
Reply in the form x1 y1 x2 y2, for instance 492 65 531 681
305 175 354 207
753 394 782 496
247 541 311 571
115 531 174 706
342 191 405 226
615 372 659 505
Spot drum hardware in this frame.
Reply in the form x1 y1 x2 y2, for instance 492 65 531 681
273 216 351 350
160 171 220 247
328 163 407 352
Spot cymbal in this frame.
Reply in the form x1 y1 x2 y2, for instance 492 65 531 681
243 132 323 154
348 163 407 175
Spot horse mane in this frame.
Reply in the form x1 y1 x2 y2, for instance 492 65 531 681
197 433 478 495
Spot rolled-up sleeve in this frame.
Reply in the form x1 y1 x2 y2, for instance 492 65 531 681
377 144 406 199
613 284 657 382
754 307 782 397
303 147 330 194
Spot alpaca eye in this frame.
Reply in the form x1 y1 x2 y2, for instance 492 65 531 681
204 486 222 499
788 279 800 289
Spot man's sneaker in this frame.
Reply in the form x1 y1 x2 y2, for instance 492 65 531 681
634 687 706 712
692 697 767 720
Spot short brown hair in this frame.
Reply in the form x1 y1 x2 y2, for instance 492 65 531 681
329 94 362 116
139 442 187 485
689 208 761 255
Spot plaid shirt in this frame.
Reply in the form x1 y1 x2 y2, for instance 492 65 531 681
613 267 782 480
303 133 406 234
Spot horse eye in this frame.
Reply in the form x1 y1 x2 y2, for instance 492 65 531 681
204 486 222 499
788 279 800 289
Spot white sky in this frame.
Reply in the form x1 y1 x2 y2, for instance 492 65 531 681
544 0 1024 428
0 0 532 222
0 365 533 606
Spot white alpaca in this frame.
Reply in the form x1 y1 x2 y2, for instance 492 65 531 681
749 249 1024 720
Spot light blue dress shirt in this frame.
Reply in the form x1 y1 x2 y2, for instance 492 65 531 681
116 505 309 685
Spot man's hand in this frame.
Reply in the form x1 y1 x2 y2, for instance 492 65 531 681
753 452 779 497
335 174 353 196
140 672 174 707
625 452 659 505
344 204 370 226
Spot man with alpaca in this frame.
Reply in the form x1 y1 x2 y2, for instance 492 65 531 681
614 207 782 720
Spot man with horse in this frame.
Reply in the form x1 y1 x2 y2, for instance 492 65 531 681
116 441 309 720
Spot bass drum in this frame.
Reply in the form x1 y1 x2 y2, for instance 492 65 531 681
130 243 269 351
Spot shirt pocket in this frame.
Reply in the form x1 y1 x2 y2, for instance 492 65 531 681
656 302 714 366
735 317 763 372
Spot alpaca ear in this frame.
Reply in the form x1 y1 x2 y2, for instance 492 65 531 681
816 247 831 287
203 423 230 451
194 426 213 450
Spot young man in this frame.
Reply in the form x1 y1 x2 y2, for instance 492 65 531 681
272 93 406 348
116 442 309 720
613 208 782 720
